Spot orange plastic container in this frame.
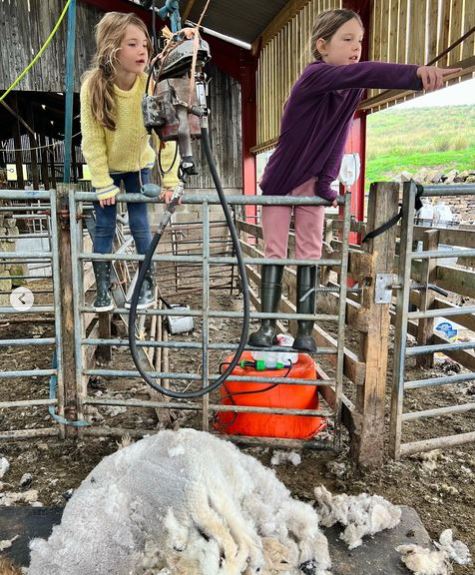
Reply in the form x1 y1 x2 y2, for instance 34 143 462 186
215 352 326 439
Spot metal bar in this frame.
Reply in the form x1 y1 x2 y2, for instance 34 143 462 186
0 234 50 240
0 399 57 409
0 275 52 280
409 306 475 320
0 338 55 346
402 403 475 421
202 201 210 431
79 306 338 323
218 434 335 450
0 251 52 259
81 338 336 355
83 368 334 386
420 184 475 196
69 189 85 421
0 369 56 378
390 181 417 459
405 372 475 389
84 397 332 417
411 248 475 260
74 192 346 206
63 0 76 184
335 192 351 449
407 340 475 356
399 431 475 457
0 190 52 200
79 252 342 267
0 306 55 314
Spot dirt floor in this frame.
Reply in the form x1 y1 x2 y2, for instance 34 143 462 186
0 279 474 574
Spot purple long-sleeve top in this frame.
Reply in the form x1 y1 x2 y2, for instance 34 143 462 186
260 60 423 200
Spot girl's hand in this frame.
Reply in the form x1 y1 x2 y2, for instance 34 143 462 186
160 189 182 205
416 66 462 92
332 198 338 208
99 196 116 208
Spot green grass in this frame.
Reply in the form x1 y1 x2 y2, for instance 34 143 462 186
365 105 475 187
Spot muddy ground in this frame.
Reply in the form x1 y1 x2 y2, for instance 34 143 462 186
0 279 474 574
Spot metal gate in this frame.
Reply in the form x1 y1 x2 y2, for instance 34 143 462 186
390 182 475 458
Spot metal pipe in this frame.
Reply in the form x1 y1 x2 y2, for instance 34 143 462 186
0 338 55 346
405 372 475 390
411 248 475 260
79 306 338 323
399 431 475 457
0 399 57 409
406 340 475 356
420 184 475 196
409 305 475 320
81 338 336 355
83 368 334 386
402 402 475 421
63 0 76 184
0 369 56 379
202 201 210 430
0 306 55 314
79 252 342 267
74 191 346 206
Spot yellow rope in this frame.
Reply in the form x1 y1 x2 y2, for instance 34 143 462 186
0 0 72 103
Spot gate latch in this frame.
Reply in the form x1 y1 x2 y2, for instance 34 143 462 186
375 273 398 304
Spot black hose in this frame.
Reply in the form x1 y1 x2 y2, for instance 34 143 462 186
128 126 250 399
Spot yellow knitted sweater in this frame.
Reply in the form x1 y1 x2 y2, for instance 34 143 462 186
80 73 180 200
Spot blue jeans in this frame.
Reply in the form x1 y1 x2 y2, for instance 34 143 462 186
93 169 152 255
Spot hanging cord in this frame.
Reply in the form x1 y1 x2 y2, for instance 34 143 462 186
128 127 250 399
362 182 424 242
0 0 72 103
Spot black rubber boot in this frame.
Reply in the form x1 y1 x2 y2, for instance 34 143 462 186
293 265 317 353
126 266 155 310
248 264 283 347
92 261 114 312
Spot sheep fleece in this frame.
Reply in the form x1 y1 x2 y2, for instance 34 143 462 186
28 429 331 575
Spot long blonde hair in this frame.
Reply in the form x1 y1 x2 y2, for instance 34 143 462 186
310 9 363 61
83 12 152 130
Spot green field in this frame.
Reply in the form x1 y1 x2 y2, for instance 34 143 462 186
365 105 475 187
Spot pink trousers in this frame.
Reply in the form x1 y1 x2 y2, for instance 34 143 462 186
262 178 325 260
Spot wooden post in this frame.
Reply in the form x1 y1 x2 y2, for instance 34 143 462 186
351 182 399 468
416 229 439 368
12 96 25 190
26 108 40 190
56 183 79 436
39 134 50 190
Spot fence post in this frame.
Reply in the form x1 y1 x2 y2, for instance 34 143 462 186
416 229 439 368
56 183 79 435
351 182 399 467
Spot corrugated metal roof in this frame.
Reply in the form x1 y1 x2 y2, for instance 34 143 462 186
186 0 289 45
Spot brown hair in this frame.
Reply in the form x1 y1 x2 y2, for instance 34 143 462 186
310 9 363 61
82 12 152 130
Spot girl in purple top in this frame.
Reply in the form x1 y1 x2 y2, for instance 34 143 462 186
249 8 459 352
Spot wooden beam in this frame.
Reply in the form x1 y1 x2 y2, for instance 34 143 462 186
352 182 400 468
252 0 311 53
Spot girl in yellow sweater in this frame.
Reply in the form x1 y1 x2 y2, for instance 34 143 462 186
80 11 180 312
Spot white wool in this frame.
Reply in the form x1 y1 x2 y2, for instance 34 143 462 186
435 529 472 565
396 544 451 575
397 529 472 574
314 485 401 549
0 457 10 479
28 429 331 575
271 450 302 467
0 489 38 506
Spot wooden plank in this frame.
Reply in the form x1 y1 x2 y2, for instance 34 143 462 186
397 0 409 63
181 0 197 21
462 0 475 60
388 0 400 63
438 0 452 67
253 0 311 51
380 0 391 63
416 230 439 368
436 265 475 299
408 0 426 64
449 0 464 65
426 0 439 63
353 182 400 468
